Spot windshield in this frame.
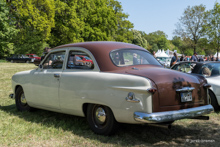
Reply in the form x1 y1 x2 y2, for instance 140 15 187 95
199 63 220 77
110 49 162 66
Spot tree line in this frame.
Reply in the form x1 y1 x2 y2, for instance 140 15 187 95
0 0 219 58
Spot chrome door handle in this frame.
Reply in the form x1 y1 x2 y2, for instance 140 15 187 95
54 74 60 78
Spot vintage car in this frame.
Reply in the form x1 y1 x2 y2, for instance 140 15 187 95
6 54 34 63
171 61 220 111
10 42 214 135
26 54 41 61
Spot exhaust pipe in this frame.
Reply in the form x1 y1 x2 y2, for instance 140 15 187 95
191 116 209 120
148 123 172 129
9 94 14 99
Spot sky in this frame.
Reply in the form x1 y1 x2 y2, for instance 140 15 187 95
118 0 220 40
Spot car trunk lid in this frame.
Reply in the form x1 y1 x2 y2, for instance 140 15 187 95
125 66 208 112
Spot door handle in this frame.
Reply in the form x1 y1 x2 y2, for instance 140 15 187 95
54 74 60 78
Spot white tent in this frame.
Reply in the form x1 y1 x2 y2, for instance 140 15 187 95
157 49 169 57
166 49 182 57
155 50 161 56
214 52 220 57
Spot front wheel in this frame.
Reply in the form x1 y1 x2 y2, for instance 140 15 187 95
15 86 33 111
209 89 219 111
87 104 119 135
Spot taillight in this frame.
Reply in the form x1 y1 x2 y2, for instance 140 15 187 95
147 88 157 94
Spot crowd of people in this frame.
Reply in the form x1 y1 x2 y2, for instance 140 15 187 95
169 52 220 67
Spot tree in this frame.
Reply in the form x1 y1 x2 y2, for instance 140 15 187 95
174 4 207 53
131 30 147 49
0 0 17 58
109 0 134 43
7 0 55 55
143 30 169 52
204 2 220 58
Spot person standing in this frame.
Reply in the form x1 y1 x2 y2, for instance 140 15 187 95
180 54 185 61
153 51 156 58
191 52 198 61
170 52 179 66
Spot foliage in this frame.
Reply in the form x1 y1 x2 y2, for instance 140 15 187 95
131 30 147 49
204 2 220 57
0 0 17 58
174 4 207 52
142 30 170 53
109 0 134 43
6 0 55 55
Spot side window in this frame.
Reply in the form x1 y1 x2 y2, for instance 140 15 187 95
43 51 65 69
67 51 94 70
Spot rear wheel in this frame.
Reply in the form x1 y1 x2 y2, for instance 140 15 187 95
15 87 33 111
209 90 219 111
87 104 119 135
11 60 14 63
26 60 29 63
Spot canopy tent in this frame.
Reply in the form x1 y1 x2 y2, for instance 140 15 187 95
156 49 169 57
166 49 182 57
214 52 220 57
155 50 161 57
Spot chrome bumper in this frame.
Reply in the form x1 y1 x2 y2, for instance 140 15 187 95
134 105 214 123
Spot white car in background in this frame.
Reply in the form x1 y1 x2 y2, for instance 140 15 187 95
171 61 220 111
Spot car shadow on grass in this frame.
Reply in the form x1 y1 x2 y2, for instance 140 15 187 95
0 104 220 146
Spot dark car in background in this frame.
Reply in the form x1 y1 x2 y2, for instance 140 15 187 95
171 61 220 111
6 54 34 63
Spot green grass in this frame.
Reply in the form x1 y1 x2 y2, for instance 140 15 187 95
0 59 7 63
0 63 220 146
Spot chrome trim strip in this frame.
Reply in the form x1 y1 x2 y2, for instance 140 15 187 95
176 87 195 92
134 105 214 123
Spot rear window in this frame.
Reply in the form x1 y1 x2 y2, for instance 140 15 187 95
110 49 161 66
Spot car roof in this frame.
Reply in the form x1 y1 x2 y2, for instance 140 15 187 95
53 41 148 71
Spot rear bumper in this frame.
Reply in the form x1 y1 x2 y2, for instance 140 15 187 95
134 105 214 123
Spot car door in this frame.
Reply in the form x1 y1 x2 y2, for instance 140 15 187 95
59 48 100 116
29 50 66 110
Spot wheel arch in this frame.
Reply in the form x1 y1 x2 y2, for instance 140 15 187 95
15 85 22 94
82 103 116 120
209 89 219 106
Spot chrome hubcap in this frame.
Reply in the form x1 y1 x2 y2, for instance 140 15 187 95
20 93 27 105
95 107 106 124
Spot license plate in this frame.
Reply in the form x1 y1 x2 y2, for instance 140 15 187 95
180 92 192 102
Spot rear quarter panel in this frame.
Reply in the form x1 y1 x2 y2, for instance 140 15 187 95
59 71 153 124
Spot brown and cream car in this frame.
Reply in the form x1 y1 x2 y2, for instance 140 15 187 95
10 41 213 135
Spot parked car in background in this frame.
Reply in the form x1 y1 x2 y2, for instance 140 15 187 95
171 61 220 111
6 54 34 63
78 55 94 64
10 42 213 135
26 54 41 61
156 57 171 68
